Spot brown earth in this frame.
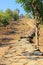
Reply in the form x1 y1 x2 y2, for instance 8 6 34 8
0 18 43 65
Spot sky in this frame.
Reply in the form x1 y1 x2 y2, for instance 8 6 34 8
0 0 26 15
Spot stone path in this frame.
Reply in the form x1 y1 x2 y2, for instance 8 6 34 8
0 38 43 65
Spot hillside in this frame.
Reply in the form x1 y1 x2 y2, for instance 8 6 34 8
0 18 35 44
0 18 43 65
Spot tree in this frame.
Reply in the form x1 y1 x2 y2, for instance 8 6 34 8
13 9 19 21
2 16 9 27
5 8 13 20
25 13 34 19
0 13 3 25
16 0 43 23
0 10 9 26
19 14 24 18
15 9 20 14
0 10 3 22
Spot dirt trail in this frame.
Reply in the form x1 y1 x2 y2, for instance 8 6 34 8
0 38 43 65
0 18 43 65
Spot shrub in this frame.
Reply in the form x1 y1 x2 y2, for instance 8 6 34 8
2 18 9 27
13 13 19 21
13 9 19 21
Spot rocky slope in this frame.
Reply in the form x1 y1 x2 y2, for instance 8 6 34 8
0 18 43 65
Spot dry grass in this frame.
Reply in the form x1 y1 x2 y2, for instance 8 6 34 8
0 18 43 65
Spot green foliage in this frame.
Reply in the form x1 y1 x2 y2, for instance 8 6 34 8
13 9 19 21
2 15 9 27
16 0 43 24
0 10 3 22
25 13 34 19
13 13 19 21
0 10 9 26
0 9 19 26
5 9 13 20
16 0 32 12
